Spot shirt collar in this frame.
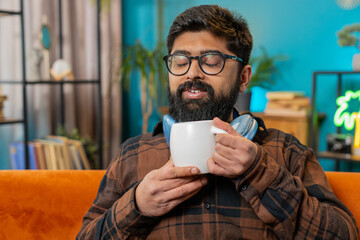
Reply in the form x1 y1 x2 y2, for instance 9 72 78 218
152 121 164 136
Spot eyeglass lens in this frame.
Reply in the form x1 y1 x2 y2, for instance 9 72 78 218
167 54 224 75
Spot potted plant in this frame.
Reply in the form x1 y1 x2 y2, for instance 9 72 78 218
120 41 167 134
337 23 360 71
236 47 287 111
119 0 168 134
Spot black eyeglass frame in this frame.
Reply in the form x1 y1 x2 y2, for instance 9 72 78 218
163 52 244 76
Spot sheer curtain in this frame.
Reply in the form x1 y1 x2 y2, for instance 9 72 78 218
0 0 122 169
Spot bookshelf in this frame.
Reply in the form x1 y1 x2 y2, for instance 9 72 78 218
310 71 360 171
0 0 103 169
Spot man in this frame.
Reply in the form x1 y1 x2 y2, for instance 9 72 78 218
77 5 358 239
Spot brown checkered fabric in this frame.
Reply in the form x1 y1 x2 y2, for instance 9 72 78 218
77 119 358 239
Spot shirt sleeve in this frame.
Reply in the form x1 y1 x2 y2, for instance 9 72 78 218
235 132 359 239
76 145 160 239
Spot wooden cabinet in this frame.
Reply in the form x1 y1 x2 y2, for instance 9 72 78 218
253 112 309 145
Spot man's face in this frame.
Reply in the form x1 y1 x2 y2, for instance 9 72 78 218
168 31 243 122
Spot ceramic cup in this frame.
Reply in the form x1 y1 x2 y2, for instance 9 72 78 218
170 120 226 174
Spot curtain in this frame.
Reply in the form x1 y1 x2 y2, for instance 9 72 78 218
0 0 122 169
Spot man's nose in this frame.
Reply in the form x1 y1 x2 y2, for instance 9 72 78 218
186 59 205 80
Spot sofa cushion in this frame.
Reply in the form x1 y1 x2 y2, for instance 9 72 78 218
0 170 105 240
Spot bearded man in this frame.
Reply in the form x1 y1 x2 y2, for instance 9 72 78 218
77 5 358 239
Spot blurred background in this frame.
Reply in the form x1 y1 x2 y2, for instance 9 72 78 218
1 0 360 171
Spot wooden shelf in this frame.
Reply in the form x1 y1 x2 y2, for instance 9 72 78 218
317 151 360 163
0 119 24 125
0 10 21 17
0 80 100 85
25 80 100 85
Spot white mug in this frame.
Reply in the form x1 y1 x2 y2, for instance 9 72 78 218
170 120 226 174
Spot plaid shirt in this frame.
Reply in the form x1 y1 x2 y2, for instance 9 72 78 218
77 119 358 239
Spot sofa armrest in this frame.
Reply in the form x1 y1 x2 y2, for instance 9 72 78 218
325 171 360 239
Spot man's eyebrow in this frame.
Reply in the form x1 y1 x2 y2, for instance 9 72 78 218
200 49 222 55
172 50 190 55
172 49 223 55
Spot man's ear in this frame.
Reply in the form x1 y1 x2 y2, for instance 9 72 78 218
239 65 252 93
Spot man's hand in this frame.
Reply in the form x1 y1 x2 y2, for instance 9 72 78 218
135 159 208 217
207 117 258 178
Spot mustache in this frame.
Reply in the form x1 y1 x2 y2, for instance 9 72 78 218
176 80 215 98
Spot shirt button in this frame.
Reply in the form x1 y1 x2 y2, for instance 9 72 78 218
205 203 211 209
240 184 247 191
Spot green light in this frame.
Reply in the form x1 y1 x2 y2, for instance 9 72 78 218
334 90 360 131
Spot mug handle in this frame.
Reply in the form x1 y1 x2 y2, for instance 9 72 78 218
210 126 227 134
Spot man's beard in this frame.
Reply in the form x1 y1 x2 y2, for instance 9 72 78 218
168 79 240 122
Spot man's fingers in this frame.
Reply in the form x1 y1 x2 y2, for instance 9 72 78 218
167 188 203 209
215 141 235 159
159 160 200 180
151 185 205 216
207 158 228 176
164 177 207 202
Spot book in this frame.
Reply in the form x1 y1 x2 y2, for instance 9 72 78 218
266 97 310 108
54 144 65 169
11 136 92 170
59 143 73 169
42 143 52 169
266 100 310 112
28 142 38 169
264 108 308 117
30 142 41 169
47 143 58 170
265 91 310 117
35 140 59 170
9 142 37 169
68 139 91 170
0 95 7 118
45 135 74 169
70 144 83 169
266 91 304 101
37 138 77 170
32 142 47 169
9 142 24 169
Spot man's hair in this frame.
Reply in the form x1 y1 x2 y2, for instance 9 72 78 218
167 5 253 65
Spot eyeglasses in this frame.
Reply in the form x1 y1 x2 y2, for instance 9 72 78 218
163 52 243 76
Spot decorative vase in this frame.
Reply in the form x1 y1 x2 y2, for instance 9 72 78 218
249 86 268 112
352 53 360 71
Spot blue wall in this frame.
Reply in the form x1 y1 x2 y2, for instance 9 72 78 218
122 0 360 171
122 0 160 140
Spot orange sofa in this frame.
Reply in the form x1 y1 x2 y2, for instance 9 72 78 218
0 170 106 240
0 170 359 239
